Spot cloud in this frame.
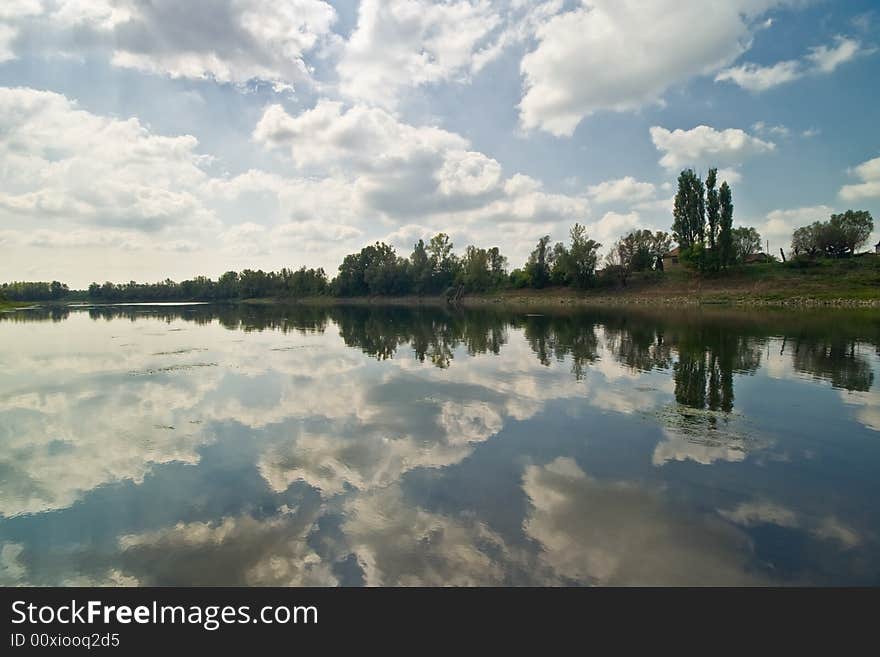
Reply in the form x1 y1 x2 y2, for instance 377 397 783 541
518 0 787 136
650 124 775 171
0 86 216 233
587 177 656 205
340 484 522 586
336 0 501 107
805 36 866 73
757 205 834 250
522 458 768 585
116 510 337 586
719 500 862 549
839 156 880 201
4 0 339 90
253 99 591 245
589 211 640 246
716 36 869 92
716 60 802 91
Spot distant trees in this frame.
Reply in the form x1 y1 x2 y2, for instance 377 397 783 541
790 210 874 258
672 169 705 251
672 167 736 271
550 224 602 289
1 281 69 301
84 268 328 302
731 227 763 263
525 235 553 289
457 245 507 292
718 181 734 269
613 229 672 273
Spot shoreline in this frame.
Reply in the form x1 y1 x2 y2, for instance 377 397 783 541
239 290 880 308
6 291 880 310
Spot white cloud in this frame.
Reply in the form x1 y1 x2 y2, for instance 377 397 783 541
253 99 592 247
839 156 880 201
589 211 640 246
337 0 502 107
756 205 834 256
519 0 787 136
805 36 865 73
752 122 791 138
1 1 338 90
587 177 656 205
650 125 775 171
522 458 768 585
716 60 801 91
0 87 215 233
716 35 869 92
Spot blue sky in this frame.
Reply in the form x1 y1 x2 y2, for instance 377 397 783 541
0 0 878 287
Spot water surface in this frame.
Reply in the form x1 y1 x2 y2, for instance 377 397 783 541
1 304 879 585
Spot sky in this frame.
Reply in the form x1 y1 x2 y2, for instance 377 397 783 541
0 0 878 288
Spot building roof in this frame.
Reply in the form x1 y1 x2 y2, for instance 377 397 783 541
666 246 681 257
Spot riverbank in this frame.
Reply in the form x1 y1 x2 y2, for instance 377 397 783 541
6 257 879 310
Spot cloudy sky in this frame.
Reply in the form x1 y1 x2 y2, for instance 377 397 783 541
0 0 878 287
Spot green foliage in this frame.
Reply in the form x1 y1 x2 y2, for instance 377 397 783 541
549 224 602 289
615 229 672 272
705 168 720 252
731 226 763 263
672 169 705 250
718 181 734 268
84 268 327 302
790 210 874 258
1 281 69 301
525 235 553 288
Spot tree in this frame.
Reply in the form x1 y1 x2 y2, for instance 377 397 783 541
409 239 432 294
428 233 459 291
460 246 492 291
718 181 734 268
791 222 822 257
616 229 670 272
487 247 507 287
649 231 673 270
832 210 873 256
731 227 763 263
789 210 874 259
525 235 553 288
705 168 720 270
672 169 705 251
550 224 601 288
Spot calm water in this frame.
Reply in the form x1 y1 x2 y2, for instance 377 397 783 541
1 303 879 586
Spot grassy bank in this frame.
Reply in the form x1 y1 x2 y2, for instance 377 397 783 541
238 257 880 308
7 257 880 310
465 257 880 307
0 300 32 311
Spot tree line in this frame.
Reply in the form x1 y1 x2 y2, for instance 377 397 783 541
4 167 874 303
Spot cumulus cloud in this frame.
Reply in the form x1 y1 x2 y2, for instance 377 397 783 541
519 0 788 136
3 0 338 90
253 99 591 250
337 0 500 107
839 156 880 201
757 205 834 251
650 125 775 171
522 458 768 585
0 86 215 234
716 36 869 92
588 211 640 246
587 177 656 205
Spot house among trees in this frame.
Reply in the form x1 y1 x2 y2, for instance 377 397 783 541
662 247 682 270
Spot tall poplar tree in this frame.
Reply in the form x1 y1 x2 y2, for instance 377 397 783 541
718 181 734 268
